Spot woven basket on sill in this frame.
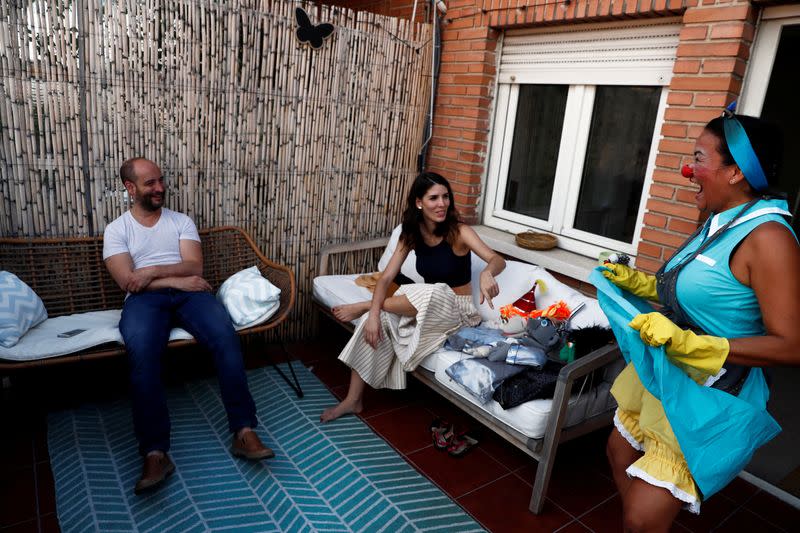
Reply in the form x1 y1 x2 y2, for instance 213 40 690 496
515 230 557 251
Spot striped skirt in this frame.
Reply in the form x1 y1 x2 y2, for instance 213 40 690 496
338 283 481 390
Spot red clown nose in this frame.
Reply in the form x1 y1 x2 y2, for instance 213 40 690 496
681 164 694 178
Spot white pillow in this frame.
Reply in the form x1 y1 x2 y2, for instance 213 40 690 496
216 266 281 329
472 261 609 329
377 225 424 282
472 260 539 323
0 271 48 347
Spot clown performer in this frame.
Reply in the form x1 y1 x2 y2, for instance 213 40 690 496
592 106 800 531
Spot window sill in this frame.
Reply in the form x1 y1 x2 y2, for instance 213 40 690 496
473 225 598 282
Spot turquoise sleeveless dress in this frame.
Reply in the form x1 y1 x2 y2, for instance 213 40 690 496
591 197 795 499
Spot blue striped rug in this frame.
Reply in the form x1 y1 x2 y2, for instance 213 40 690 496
48 363 484 532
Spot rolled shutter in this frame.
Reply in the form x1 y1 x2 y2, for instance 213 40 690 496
498 18 681 86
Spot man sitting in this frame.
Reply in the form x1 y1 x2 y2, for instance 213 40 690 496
103 157 273 494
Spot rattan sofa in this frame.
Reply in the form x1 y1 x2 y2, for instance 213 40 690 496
313 235 623 514
0 226 296 375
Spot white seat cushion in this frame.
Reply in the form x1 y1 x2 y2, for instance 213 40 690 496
312 274 374 327
0 300 279 362
0 310 125 362
432 349 617 439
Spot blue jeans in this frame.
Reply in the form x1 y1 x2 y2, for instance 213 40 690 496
119 289 257 455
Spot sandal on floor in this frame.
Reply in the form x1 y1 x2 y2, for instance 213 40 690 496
431 418 454 450
447 432 478 457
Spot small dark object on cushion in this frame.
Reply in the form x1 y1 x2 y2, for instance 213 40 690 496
566 326 616 357
493 326 615 409
526 317 565 355
493 361 562 409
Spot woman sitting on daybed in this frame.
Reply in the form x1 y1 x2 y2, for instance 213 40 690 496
320 172 506 422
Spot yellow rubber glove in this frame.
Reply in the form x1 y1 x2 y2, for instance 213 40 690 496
602 264 659 301
629 312 729 377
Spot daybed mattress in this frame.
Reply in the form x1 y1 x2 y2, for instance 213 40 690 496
423 349 622 440
312 274 372 326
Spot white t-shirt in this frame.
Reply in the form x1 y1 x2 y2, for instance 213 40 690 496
103 208 201 268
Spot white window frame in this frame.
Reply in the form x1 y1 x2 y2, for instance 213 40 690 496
483 20 679 259
739 5 800 116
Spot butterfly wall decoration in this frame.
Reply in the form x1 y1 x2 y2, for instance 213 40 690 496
295 7 334 49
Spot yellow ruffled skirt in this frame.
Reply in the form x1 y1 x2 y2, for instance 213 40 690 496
611 363 702 514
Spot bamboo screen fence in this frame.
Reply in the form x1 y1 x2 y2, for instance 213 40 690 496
0 0 432 338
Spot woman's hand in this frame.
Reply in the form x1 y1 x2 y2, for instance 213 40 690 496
629 312 728 375
479 269 499 309
602 264 659 301
364 312 383 349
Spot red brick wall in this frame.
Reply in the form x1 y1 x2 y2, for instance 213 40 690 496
321 0 418 19
322 0 767 272
638 2 758 272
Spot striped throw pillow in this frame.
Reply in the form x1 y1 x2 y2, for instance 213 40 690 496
217 266 281 329
0 271 48 347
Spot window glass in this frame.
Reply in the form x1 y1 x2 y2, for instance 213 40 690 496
760 24 800 234
573 86 660 242
503 85 568 220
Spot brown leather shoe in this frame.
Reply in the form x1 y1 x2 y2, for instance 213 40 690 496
231 431 275 460
134 452 175 494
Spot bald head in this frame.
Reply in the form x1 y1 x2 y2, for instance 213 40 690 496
120 158 165 212
120 157 159 186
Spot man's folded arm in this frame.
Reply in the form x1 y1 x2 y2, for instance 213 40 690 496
105 241 206 293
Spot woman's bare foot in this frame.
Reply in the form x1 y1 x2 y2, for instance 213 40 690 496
320 398 363 423
332 302 370 322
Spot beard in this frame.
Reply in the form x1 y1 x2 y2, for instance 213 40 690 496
138 192 164 212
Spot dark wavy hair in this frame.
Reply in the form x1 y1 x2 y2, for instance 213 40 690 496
704 114 783 195
399 172 461 250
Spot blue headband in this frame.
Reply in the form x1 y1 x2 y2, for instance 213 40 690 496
722 102 769 192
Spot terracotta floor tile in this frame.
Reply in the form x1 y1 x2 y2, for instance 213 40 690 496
330 384 348 401
417 392 480 430
0 432 33 473
542 458 618 517
283 338 344 363
457 474 573 532
716 507 787 532
242 343 289 369
36 462 56 516
0 466 37 528
554 521 592 532
743 490 800 532
0 518 38 532
306 358 351 389
470 430 533 473
553 429 614 478
39 513 60 533
674 492 739 532
358 388 418 420
406 445 510 499
718 476 759 505
577 493 624 532
366 405 438 455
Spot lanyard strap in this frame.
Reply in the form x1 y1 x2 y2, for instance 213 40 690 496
655 198 760 328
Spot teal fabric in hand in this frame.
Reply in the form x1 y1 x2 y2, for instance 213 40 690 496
0 271 48 347
590 267 780 499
